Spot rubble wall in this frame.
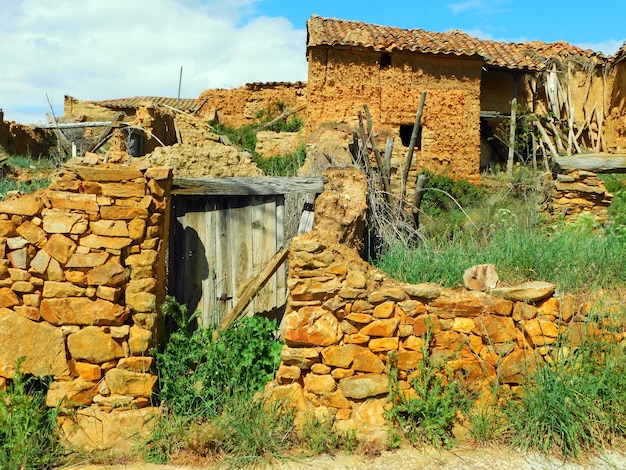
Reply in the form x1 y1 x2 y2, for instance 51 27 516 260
0 109 56 157
0 162 172 450
270 230 612 432
545 170 614 223
195 82 308 128
307 47 482 183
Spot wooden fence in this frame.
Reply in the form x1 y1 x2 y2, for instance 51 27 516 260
168 177 325 328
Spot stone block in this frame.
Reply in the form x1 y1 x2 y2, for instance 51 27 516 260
340 373 388 399
67 326 125 363
283 306 340 347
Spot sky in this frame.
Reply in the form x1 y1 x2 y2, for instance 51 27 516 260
0 0 624 124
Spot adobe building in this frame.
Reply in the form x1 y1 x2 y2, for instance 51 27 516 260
306 16 616 182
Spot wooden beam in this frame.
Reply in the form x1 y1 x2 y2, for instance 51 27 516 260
402 91 427 198
35 121 126 129
217 246 290 333
172 177 326 196
553 154 626 173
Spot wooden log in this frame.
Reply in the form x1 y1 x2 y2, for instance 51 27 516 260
402 91 427 197
553 154 626 173
363 104 392 204
535 120 559 160
255 104 306 132
412 174 427 230
507 76 519 173
172 177 326 196
356 111 372 175
217 246 290 333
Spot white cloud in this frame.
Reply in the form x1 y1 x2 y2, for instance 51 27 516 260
576 39 625 55
449 0 485 14
0 0 307 124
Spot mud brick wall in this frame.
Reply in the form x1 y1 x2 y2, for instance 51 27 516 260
0 164 172 412
269 230 615 433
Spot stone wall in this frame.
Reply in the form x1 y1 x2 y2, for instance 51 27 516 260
0 162 172 451
546 170 614 223
269 230 610 433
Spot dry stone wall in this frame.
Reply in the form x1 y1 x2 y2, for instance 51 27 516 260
268 230 612 433
0 163 171 427
546 170 614 223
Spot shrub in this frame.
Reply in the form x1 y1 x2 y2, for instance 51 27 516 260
386 346 470 449
0 365 60 469
156 297 282 417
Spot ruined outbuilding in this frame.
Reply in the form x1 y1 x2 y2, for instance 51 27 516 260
306 16 624 182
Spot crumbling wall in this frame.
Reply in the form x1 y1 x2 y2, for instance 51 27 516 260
268 229 604 433
606 53 626 152
307 47 482 183
0 161 172 452
196 82 308 128
0 109 56 157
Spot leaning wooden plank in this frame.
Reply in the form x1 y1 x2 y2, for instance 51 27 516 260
217 246 290 333
553 154 626 173
172 177 326 196
255 104 306 131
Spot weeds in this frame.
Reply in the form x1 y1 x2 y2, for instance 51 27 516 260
146 297 288 464
386 346 470 449
0 364 61 470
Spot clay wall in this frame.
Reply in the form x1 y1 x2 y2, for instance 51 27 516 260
0 162 172 450
307 47 482 182
0 109 56 157
195 82 308 128
606 58 626 152
269 230 613 432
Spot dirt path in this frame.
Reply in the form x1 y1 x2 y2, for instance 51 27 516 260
63 445 626 469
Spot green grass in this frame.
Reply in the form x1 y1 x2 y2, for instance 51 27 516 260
504 329 626 458
209 108 306 176
0 365 61 470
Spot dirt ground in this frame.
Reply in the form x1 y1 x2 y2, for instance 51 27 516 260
63 444 626 470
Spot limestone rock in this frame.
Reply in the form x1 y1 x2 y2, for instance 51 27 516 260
44 233 77 264
283 306 340 347
46 378 98 407
491 281 556 303
403 283 441 300
57 407 159 454
0 312 69 378
67 326 125 363
340 374 388 399
41 298 129 326
463 264 498 291
105 368 157 398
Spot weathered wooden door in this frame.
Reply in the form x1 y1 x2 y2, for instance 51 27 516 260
169 194 285 328
167 177 325 328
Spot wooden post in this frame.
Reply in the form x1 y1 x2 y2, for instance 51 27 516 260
402 90 427 198
412 174 427 230
507 75 519 174
363 104 392 204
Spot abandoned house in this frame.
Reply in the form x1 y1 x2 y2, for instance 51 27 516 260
306 15 625 183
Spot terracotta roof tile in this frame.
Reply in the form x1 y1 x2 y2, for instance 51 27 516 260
307 16 605 71
88 96 198 112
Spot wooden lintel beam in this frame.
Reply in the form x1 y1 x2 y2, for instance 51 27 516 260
172 177 327 196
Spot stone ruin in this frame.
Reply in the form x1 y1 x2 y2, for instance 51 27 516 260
0 161 171 452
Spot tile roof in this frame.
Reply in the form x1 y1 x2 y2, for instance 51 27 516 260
307 16 606 71
87 96 198 112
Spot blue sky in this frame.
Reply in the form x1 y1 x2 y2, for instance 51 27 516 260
0 0 624 124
